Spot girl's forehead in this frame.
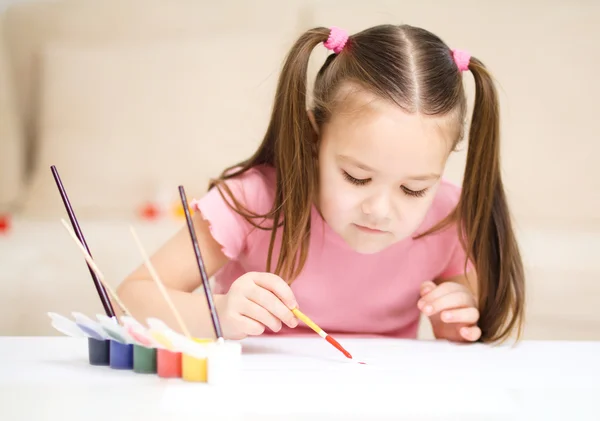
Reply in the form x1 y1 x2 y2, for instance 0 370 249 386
324 90 455 172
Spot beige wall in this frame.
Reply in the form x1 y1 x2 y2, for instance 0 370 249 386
0 0 598 338
1 0 598 224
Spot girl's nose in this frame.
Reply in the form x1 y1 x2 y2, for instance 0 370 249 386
361 191 391 220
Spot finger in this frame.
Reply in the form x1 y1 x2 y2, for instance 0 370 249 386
441 307 480 324
250 272 297 309
236 314 266 336
418 282 462 311
420 281 436 296
421 291 476 316
240 299 283 333
460 326 481 342
419 282 464 305
246 286 298 328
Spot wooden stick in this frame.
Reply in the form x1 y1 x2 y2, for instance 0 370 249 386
129 226 192 339
60 219 130 318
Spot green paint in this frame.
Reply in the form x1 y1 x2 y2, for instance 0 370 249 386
133 344 157 374
104 326 126 343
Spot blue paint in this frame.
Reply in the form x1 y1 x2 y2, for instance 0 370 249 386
88 337 110 366
77 323 105 340
109 340 133 370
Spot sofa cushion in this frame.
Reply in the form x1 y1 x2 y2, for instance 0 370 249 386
22 37 287 217
3 0 307 174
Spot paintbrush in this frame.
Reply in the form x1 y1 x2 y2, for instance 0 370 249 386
129 226 193 339
292 307 361 362
178 185 224 342
51 165 116 317
60 218 131 318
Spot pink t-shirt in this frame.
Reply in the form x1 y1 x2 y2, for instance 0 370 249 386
193 165 469 338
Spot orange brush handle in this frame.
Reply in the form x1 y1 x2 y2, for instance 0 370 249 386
292 307 352 359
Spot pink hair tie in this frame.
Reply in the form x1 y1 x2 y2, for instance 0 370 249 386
324 26 348 54
451 49 471 72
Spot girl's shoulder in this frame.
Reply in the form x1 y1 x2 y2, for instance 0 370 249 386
217 164 277 214
190 165 277 261
434 178 462 209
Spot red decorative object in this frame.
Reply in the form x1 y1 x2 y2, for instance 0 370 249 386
0 214 11 234
139 203 161 220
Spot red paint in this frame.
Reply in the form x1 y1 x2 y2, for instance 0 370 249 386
157 348 182 378
0 214 11 234
326 335 352 359
127 326 153 348
358 362 366 365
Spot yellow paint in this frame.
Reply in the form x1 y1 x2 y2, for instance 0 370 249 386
292 308 323 335
181 338 212 383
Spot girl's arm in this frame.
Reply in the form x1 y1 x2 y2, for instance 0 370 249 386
117 211 230 337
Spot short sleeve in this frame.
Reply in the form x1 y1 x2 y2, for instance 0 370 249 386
190 166 275 261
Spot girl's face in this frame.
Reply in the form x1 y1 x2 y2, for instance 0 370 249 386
315 87 454 254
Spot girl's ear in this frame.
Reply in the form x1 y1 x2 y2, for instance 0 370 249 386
307 109 319 135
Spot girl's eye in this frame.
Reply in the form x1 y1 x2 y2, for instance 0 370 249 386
401 186 428 198
343 171 370 186
343 170 428 197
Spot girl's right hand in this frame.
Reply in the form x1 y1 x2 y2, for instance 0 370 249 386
215 272 299 340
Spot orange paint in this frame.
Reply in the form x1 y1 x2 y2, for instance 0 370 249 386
325 335 352 359
157 348 182 378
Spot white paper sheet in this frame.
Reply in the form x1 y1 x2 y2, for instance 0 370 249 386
160 336 600 418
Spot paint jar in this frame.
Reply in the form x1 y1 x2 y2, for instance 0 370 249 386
109 340 134 369
133 344 157 374
207 341 242 386
87 337 110 366
181 338 212 382
157 348 182 378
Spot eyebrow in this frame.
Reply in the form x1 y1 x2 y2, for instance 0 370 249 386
338 154 375 171
406 173 441 181
338 154 440 181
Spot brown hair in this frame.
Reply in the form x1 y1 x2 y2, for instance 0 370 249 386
210 24 525 343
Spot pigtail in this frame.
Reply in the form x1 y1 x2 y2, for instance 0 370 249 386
458 58 526 342
266 28 333 280
213 27 332 282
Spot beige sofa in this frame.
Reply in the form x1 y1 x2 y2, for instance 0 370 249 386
0 0 598 339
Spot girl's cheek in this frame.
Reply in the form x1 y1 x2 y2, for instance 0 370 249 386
330 186 364 215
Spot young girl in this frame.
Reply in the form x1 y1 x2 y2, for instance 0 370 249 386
118 24 525 344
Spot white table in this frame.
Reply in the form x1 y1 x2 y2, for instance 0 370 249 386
0 336 599 420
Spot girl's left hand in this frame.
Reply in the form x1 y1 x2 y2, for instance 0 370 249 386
418 280 481 342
